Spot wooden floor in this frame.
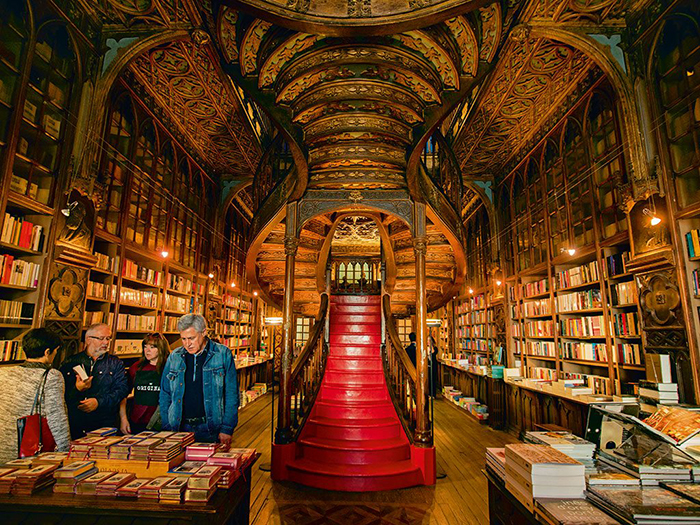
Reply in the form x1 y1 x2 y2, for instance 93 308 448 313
232 393 517 524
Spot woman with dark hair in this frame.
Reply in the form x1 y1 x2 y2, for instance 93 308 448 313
0 329 70 462
119 333 170 434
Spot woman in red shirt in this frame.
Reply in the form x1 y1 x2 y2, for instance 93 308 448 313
119 333 170 434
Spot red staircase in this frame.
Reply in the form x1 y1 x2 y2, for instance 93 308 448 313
279 295 424 491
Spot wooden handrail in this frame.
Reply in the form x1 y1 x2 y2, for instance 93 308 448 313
290 293 329 384
383 295 416 383
381 294 418 443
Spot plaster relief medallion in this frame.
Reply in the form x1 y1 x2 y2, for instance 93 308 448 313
47 266 86 320
640 273 681 326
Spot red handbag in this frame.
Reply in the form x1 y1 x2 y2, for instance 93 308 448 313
17 369 56 458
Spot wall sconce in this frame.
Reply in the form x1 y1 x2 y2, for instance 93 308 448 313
230 282 236 288
561 247 576 256
468 287 474 294
643 207 661 226
495 280 502 286
208 273 214 279
61 201 78 217
253 291 258 296
160 250 169 258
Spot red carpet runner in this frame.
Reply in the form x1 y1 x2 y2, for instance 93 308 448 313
286 295 422 491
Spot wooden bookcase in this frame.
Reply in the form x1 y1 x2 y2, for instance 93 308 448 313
455 289 495 367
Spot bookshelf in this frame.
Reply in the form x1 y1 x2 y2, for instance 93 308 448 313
455 288 494 367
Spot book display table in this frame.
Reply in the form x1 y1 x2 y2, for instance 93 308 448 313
439 360 506 429
0 459 255 525
485 468 541 525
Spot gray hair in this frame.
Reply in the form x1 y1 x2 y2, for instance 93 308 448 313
177 314 207 333
85 323 110 338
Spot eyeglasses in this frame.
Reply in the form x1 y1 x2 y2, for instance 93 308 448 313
88 336 112 342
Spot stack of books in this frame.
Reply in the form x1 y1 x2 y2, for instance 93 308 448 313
13 464 58 494
95 472 135 496
485 448 506 482
76 471 117 495
69 436 104 458
149 440 182 461
639 380 679 405
4 458 33 470
186 443 223 461
160 477 188 502
587 471 639 486
137 477 171 500
87 427 118 438
32 452 69 467
53 460 98 493
169 461 206 476
207 449 254 470
185 465 222 504
535 498 622 525
130 438 163 460
91 437 124 459
0 469 18 493
504 444 585 512
109 437 144 460
168 432 195 448
587 485 700 523
524 431 596 471
116 478 150 497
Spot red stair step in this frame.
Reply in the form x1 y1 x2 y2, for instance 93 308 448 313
330 334 381 345
329 345 379 358
331 314 382 325
298 436 410 465
323 370 385 385
329 323 379 335
306 416 401 440
286 458 422 492
320 385 388 403
313 400 396 419
330 304 381 314
331 296 381 305
326 357 383 372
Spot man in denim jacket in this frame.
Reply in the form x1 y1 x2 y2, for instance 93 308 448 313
160 314 239 445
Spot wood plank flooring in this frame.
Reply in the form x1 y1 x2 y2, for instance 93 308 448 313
231 393 517 524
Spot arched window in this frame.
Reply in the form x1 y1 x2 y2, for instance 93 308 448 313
563 119 594 248
128 119 156 247
98 94 133 235
654 16 700 209
544 138 567 255
588 91 627 238
172 159 189 263
526 158 546 266
13 22 77 207
513 172 528 271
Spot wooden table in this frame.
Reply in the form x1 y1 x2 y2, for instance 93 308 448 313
0 461 255 525
484 468 541 525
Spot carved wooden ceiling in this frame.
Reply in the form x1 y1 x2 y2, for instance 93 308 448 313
332 216 381 254
213 2 505 190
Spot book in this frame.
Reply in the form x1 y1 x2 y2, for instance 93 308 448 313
643 406 700 446
587 472 639 486
587 485 700 522
661 482 700 505
646 354 673 384
535 498 621 525
505 444 584 477
187 465 222 489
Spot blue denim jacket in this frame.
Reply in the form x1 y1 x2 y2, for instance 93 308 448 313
159 340 239 435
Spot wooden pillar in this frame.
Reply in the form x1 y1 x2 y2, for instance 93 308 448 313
276 202 298 445
413 202 432 447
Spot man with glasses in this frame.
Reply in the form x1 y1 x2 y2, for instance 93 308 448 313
60 323 128 438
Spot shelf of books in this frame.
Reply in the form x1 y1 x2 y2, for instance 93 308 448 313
504 241 646 398
455 288 494 368
0 192 52 364
217 287 255 359
682 222 700 380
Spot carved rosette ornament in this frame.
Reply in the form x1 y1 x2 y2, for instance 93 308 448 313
284 237 300 257
639 272 681 326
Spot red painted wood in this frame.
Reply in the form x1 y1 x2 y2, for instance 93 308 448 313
284 295 424 492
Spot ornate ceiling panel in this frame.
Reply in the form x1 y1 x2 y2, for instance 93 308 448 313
332 216 381 249
221 0 490 35
84 0 196 27
452 36 596 178
129 38 262 175
214 5 505 190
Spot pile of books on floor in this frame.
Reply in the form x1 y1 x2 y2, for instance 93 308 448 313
524 431 596 471
504 444 585 513
240 383 268 408
485 448 506 482
587 484 700 524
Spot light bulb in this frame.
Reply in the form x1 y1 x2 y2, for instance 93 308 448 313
253 291 258 296
468 288 474 294
230 282 236 288
650 216 661 226
567 248 576 256
208 273 214 279
496 280 502 286
161 250 169 258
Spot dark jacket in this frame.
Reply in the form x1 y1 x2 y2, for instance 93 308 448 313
60 351 128 438
405 342 417 367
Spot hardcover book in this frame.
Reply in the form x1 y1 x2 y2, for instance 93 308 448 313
535 498 621 525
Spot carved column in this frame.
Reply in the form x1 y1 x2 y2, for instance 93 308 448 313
276 202 298 445
413 202 432 447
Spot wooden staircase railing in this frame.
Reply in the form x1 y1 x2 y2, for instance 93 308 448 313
286 293 330 441
381 294 419 444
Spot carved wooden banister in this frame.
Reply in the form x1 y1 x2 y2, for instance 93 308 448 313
381 294 418 443
286 293 330 441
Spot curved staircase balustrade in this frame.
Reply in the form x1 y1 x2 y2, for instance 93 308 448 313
380 294 419 444
286 293 330 441
331 258 381 295
420 131 464 214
